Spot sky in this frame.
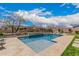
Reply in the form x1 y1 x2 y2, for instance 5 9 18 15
0 3 79 28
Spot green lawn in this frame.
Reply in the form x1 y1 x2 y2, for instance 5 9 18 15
62 34 79 56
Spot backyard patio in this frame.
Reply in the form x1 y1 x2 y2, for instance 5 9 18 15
0 35 74 56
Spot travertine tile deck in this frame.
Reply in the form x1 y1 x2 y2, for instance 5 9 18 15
0 35 74 56
39 35 74 56
0 37 37 56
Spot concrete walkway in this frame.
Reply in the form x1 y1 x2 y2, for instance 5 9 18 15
72 39 79 48
0 35 74 56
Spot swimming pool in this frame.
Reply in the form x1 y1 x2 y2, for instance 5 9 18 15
19 34 62 53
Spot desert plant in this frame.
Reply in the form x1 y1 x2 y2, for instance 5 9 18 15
0 32 4 37
75 31 79 34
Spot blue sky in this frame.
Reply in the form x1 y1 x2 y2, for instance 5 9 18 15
0 3 79 16
0 3 79 27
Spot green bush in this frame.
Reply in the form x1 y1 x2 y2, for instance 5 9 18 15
0 32 4 36
75 31 79 34
27 30 33 32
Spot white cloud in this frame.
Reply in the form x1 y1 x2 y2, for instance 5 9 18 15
0 6 5 10
60 3 79 9
64 13 79 25
72 3 79 8
50 13 79 27
0 6 75 28
55 13 79 27
15 8 57 27
0 20 5 28
29 8 45 14
0 6 12 13
60 3 66 7
14 8 79 28
60 3 71 8
2 5 79 28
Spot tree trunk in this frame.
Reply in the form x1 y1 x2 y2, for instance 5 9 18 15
15 25 20 32
11 26 14 33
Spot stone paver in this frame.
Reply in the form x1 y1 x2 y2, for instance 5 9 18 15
72 39 79 48
0 37 37 56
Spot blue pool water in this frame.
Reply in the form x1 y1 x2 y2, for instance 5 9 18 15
19 34 61 43
19 34 62 53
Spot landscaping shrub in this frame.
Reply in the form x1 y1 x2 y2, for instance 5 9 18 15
75 31 79 34
27 30 33 32
0 32 4 37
